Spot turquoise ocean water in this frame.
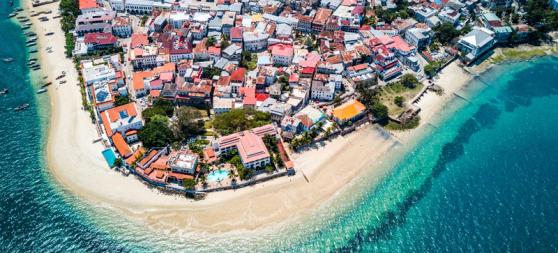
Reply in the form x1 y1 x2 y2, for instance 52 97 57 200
1 1 558 251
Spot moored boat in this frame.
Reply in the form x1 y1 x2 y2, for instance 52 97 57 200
14 103 30 111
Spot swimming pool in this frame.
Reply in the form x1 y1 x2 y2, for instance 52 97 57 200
207 169 229 182
101 149 117 167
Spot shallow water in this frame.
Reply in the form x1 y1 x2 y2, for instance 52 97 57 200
1 0 558 251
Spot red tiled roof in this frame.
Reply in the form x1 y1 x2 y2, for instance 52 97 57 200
230 67 246 82
130 34 149 48
84 33 117 45
230 27 243 40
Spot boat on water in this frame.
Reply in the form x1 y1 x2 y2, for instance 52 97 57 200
29 49 38 54
23 22 32 26
26 43 36 47
21 25 30 30
8 13 17 18
14 103 30 111
15 8 23 12
36 88 47 94
3 58 13 63
0 88 8 95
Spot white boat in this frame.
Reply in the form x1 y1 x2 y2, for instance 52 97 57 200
36 88 47 94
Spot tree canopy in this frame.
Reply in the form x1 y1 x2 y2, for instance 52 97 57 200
434 22 460 45
139 116 174 148
171 107 205 140
212 109 271 135
400 73 420 89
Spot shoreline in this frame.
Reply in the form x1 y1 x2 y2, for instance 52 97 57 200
30 0 538 234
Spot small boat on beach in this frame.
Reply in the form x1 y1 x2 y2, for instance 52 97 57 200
0 88 8 95
15 8 23 12
21 25 30 30
8 13 17 18
45 32 54 36
3 58 13 63
36 88 47 94
29 49 38 54
59 80 66 84
41 82 52 87
14 103 30 111
55 74 65 80
26 43 36 47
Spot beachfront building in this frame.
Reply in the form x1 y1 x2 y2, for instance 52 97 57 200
82 60 116 86
84 32 119 52
91 81 115 112
217 124 277 169
332 99 366 125
79 0 101 14
457 27 496 63
75 10 115 36
168 150 199 175
100 103 143 139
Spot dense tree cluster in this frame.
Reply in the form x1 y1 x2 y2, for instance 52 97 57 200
212 109 271 135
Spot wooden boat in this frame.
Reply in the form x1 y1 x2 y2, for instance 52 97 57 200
14 103 30 111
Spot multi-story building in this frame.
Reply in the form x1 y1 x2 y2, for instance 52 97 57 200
112 16 132 38
75 10 115 36
312 8 332 34
457 27 496 63
270 44 294 66
168 150 199 175
217 124 277 169
310 81 335 101
243 32 269 52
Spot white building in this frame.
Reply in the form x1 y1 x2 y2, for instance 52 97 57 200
310 81 335 101
112 16 132 37
82 61 116 86
457 27 496 62
168 151 198 175
243 31 269 52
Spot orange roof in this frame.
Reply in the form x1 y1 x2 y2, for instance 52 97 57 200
126 148 146 165
79 0 97 10
203 147 217 163
100 110 113 137
332 100 366 121
112 132 132 158
154 63 176 74
133 71 152 91
107 103 138 122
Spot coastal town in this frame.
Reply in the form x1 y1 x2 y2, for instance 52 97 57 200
19 0 554 197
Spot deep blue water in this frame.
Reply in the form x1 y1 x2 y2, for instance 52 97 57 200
0 2 130 252
1 0 558 251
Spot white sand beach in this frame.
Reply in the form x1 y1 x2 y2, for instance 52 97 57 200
31 2 479 234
